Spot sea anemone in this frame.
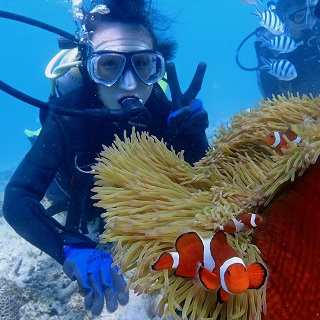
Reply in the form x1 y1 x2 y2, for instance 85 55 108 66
92 93 320 319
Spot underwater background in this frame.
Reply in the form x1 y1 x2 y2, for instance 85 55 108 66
0 0 260 173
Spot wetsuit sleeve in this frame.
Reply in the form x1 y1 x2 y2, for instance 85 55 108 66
3 118 95 265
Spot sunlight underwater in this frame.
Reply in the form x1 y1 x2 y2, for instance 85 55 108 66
92 93 320 320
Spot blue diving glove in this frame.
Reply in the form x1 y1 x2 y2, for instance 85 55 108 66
167 99 209 134
62 246 129 315
166 62 209 134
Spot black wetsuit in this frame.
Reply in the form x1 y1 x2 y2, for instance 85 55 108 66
3 85 209 265
255 23 320 99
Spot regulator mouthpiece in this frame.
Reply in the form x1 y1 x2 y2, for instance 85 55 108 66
119 97 151 131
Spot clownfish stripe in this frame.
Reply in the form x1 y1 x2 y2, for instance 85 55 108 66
232 218 245 232
270 131 281 147
202 237 215 271
250 214 258 227
170 252 180 269
292 136 302 144
220 257 245 294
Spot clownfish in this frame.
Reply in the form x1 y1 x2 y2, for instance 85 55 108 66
151 231 267 302
198 231 267 303
151 231 214 278
216 213 263 234
265 128 302 155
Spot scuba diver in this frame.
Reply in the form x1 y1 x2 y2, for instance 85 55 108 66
2 0 209 316
237 0 320 99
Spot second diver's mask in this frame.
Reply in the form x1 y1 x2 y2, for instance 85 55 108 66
286 1 318 30
86 50 165 87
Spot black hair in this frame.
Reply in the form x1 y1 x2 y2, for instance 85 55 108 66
83 0 177 60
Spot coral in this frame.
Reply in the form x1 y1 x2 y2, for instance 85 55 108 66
252 159 320 319
92 94 320 319
0 278 22 320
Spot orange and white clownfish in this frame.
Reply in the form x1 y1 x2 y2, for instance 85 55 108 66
198 231 267 303
151 231 215 278
216 213 263 234
265 128 302 155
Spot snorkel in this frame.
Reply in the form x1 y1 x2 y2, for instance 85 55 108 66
303 0 317 27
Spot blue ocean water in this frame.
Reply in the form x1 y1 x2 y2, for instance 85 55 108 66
0 0 261 172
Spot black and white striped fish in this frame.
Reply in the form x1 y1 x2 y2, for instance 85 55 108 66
253 7 284 35
260 57 297 81
261 35 303 53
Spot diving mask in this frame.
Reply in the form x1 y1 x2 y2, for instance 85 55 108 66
86 50 165 87
288 6 316 24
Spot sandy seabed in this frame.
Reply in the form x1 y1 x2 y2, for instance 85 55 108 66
0 192 166 320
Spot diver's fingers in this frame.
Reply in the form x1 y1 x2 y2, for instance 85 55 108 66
166 62 183 111
182 62 207 105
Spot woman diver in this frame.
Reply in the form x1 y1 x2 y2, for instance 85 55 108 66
2 0 209 315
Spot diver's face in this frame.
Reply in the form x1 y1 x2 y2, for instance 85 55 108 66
284 1 318 37
90 22 154 109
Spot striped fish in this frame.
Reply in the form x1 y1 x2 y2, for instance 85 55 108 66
261 35 303 53
253 7 284 35
260 57 297 81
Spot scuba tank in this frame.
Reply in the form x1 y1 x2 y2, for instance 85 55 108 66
46 47 83 98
